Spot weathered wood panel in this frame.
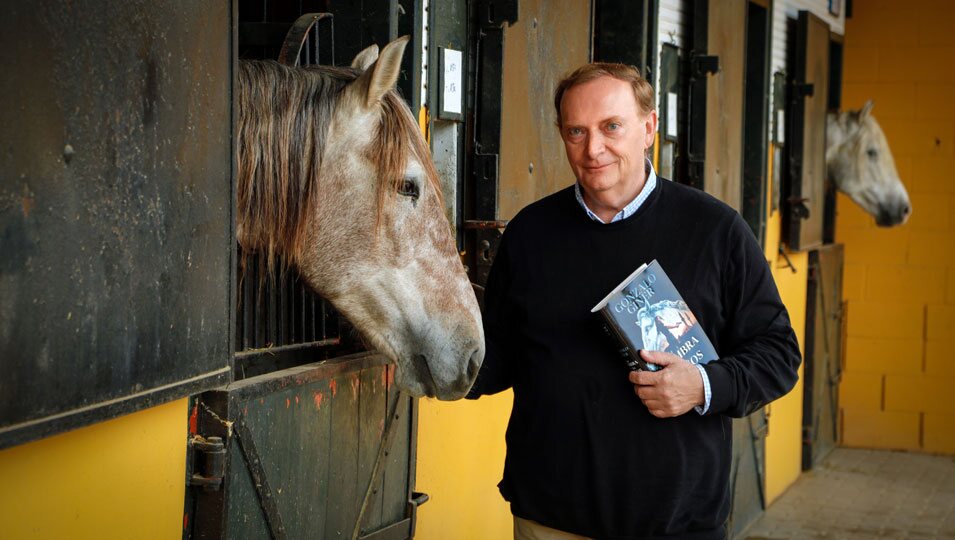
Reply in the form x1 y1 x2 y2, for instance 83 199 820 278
704 0 746 210
498 0 592 219
192 354 413 540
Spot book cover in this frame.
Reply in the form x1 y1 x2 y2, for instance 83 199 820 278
591 260 718 372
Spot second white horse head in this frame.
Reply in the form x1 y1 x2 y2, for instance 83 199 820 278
827 100 911 227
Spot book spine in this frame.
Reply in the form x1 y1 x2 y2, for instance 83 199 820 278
598 308 652 372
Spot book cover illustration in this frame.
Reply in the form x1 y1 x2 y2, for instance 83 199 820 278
591 260 718 371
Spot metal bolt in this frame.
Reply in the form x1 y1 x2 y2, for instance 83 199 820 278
528 162 534 173
63 144 74 164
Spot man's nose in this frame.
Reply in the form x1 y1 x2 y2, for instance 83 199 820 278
586 133 605 159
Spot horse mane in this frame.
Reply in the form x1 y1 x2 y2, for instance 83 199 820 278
236 59 441 269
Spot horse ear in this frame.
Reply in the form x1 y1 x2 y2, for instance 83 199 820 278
351 44 379 71
353 35 410 108
859 100 875 121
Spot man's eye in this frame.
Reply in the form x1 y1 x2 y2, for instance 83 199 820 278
568 128 583 137
607 122 620 131
398 178 419 199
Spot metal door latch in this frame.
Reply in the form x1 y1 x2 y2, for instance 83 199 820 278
408 491 430 538
188 435 226 491
788 196 811 219
478 0 519 28
690 55 720 78
792 83 814 98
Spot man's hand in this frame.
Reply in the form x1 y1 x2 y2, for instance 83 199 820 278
628 350 705 418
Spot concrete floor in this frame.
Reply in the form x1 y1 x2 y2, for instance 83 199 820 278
744 448 955 539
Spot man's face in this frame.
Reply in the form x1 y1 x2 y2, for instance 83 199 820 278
559 76 656 198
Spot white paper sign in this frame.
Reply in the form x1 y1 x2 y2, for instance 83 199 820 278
666 92 678 139
442 48 463 116
776 109 786 144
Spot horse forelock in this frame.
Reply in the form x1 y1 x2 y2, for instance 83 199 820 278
237 60 440 272
373 91 444 230
237 60 351 268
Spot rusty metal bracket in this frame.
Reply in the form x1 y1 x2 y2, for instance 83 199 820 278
470 228 503 288
188 435 226 492
463 220 508 229
278 13 334 67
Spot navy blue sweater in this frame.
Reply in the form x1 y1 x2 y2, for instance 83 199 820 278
468 179 801 539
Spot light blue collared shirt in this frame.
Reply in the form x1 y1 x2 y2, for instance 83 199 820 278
573 160 658 224
575 159 713 415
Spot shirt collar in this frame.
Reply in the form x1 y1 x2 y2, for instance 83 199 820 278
574 158 658 224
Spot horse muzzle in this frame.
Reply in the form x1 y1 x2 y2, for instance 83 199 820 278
390 324 483 400
404 339 483 400
875 200 911 227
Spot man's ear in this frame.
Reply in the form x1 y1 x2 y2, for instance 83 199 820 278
644 110 659 150
350 36 409 108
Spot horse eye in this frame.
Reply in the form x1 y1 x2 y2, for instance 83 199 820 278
866 148 878 159
398 178 419 199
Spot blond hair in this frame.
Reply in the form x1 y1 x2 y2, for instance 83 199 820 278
553 63 655 127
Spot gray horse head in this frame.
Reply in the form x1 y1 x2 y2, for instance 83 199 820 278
827 100 911 227
235 38 484 400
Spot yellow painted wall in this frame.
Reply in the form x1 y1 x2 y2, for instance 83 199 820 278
837 0 955 454
0 398 189 539
415 393 514 539
761 145 809 505
763 255 807 505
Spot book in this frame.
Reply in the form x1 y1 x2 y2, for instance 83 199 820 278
591 259 718 372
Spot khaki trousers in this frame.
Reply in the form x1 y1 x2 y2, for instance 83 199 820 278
513 516 594 540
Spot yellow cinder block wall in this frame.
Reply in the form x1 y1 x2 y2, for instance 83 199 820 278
837 0 955 454
0 398 189 539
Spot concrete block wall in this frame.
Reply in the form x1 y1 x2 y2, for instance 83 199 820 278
837 0 955 455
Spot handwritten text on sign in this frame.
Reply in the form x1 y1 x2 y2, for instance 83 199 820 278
442 48 463 116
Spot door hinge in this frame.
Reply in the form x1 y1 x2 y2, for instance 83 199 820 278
188 435 226 491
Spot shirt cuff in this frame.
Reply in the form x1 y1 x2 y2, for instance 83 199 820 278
694 363 712 415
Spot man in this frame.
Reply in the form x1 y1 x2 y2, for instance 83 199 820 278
467 63 801 540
